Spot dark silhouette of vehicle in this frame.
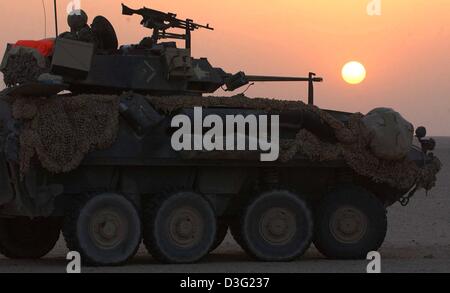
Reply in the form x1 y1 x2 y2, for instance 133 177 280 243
0 4 440 266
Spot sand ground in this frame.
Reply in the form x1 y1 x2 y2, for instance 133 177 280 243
0 138 448 273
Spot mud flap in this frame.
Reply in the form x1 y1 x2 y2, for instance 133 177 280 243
12 167 64 217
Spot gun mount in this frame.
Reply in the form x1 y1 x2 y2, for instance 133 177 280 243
122 4 213 49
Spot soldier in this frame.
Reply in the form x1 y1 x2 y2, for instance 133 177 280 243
60 10 97 44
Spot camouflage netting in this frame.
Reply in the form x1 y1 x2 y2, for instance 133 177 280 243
0 48 49 87
6 93 441 191
11 95 119 174
145 94 441 191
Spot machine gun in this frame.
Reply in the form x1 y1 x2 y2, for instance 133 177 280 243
122 4 213 49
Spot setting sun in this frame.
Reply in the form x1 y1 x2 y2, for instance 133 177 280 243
342 61 366 85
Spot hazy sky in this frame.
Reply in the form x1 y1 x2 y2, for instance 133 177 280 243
0 0 449 135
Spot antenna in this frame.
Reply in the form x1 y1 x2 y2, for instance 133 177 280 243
54 0 59 37
41 0 47 38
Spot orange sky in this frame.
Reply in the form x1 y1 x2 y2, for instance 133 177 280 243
0 0 449 135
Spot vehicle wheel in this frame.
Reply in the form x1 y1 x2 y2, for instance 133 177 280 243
210 220 228 252
313 186 387 259
63 193 142 266
235 190 313 262
143 191 216 264
0 217 61 259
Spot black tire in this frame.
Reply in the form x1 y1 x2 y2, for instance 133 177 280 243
0 217 61 259
210 220 228 252
313 186 387 260
235 190 313 262
63 193 142 266
143 191 216 264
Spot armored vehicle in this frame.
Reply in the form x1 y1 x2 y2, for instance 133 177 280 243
0 4 441 266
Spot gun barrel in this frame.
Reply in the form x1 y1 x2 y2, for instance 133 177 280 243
245 75 323 82
190 22 214 30
224 72 323 105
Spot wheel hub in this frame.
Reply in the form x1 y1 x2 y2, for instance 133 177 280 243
90 209 127 249
101 220 117 239
330 206 368 244
260 207 296 245
169 207 203 248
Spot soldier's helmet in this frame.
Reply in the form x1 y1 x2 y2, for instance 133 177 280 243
68 9 89 31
